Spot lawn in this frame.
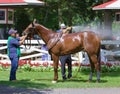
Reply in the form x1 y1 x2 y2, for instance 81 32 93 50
0 70 120 89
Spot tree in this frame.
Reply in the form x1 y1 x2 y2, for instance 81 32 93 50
14 0 105 31
14 8 31 35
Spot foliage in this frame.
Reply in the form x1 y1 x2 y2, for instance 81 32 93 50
1 61 120 73
14 8 31 35
14 0 106 32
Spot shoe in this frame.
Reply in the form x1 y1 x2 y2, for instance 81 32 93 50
68 75 72 79
10 80 18 82
63 76 67 80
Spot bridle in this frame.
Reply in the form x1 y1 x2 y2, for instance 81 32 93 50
23 22 41 50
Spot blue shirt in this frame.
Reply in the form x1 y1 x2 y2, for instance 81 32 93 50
56 29 62 32
7 36 20 58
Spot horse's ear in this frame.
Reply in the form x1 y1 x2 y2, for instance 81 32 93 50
33 18 38 24
32 18 38 27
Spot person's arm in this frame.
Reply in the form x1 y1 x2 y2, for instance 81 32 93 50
19 35 27 45
19 35 27 40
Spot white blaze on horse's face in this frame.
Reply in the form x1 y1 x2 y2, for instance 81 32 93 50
24 24 33 33
28 24 33 29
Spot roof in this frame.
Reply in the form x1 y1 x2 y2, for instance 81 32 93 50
93 0 120 10
0 0 44 7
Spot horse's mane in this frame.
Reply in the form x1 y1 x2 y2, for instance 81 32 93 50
35 23 54 33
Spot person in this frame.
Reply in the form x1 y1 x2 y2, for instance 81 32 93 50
57 23 66 32
7 28 27 81
16 33 20 38
57 23 72 80
41 44 49 61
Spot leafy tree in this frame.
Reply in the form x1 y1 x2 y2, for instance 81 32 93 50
14 0 104 31
14 8 31 35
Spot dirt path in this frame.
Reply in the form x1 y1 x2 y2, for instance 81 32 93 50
0 85 120 94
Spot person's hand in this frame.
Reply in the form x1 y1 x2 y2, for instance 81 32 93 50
24 35 28 38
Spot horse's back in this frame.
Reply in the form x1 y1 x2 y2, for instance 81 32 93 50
62 31 100 46
81 31 101 53
80 31 100 42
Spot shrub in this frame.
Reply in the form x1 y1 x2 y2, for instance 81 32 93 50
1 61 120 73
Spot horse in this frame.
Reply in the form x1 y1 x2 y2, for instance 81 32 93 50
23 22 101 83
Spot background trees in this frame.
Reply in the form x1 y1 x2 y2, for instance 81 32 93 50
14 0 113 38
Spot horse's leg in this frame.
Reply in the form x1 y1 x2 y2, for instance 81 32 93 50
51 53 59 83
89 54 100 82
89 62 95 82
87 53 95 82
95 61 100 82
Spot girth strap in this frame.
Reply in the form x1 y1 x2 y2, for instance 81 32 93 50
47 32 63 50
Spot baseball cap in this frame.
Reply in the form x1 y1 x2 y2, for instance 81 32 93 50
60 23 66 29
8 29 17 35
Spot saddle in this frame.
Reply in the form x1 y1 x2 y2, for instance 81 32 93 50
47 32 63 50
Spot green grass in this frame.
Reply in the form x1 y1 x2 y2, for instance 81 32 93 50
0 70 120 89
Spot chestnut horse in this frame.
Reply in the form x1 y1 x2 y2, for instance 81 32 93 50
23 22 101 83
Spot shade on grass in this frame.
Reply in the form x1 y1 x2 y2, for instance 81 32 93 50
0 71 120 89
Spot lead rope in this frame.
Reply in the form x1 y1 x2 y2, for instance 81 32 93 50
24 34 31 50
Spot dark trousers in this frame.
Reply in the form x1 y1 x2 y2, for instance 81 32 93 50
9 57 19 81
60 54 72 79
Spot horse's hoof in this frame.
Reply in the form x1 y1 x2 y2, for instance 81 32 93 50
52 80 57 84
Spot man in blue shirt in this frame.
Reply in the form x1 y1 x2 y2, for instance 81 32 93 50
7 28 27 81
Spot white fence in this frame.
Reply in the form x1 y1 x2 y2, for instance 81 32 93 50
0 39 120 64
0 40 45 60
0 39 82 64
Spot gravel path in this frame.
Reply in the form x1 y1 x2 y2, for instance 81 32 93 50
0 85 120 94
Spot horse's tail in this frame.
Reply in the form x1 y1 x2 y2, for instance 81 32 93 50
97 43 101 71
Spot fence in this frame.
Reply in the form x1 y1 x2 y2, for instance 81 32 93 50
0 39 120 65
0 39 82 64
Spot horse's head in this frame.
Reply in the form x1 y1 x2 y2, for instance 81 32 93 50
23 20 38 38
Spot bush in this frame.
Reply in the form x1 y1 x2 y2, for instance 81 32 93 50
1 61 120 73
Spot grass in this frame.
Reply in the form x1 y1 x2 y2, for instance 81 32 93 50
0 70 120 89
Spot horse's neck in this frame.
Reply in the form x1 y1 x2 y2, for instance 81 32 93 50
37 25 53 44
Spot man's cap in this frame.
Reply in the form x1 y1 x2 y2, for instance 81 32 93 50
8 29 17 35
60 23 66 29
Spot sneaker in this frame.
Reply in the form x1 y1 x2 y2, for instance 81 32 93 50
68 75 72 79
10 80 18 82
63 76 67 80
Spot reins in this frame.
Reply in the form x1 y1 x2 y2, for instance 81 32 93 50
24 36 31 50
